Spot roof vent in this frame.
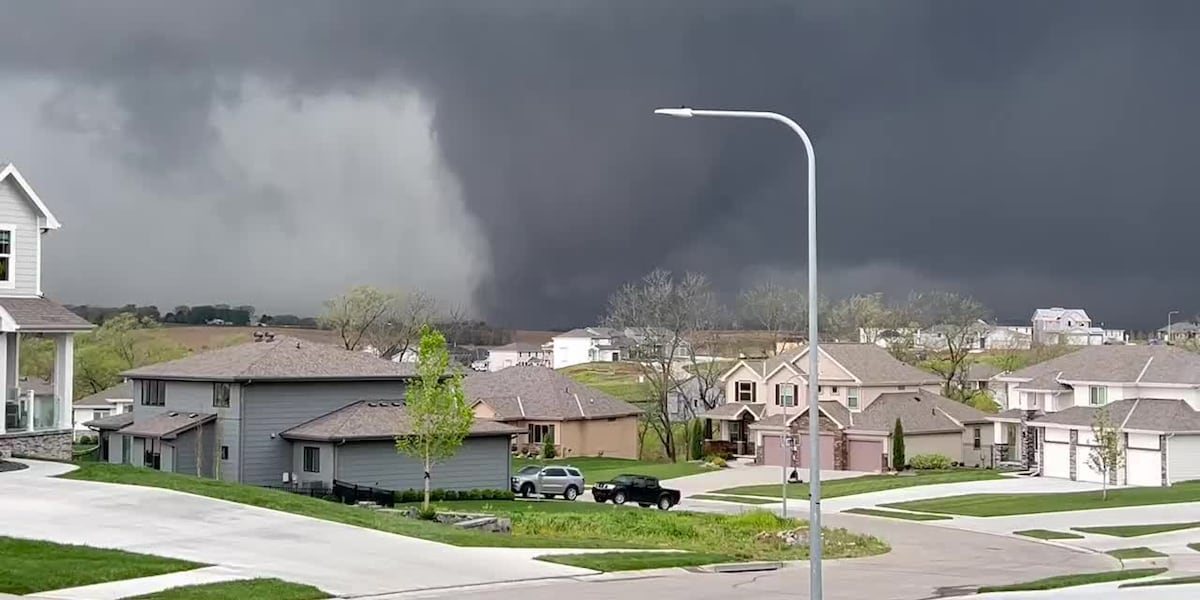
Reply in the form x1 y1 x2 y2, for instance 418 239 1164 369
392 402 402 407
167 412 178 417
253 331 264 341
188 413 198 419
367 402 377 407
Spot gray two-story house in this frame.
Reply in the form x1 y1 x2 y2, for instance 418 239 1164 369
86 333 517 491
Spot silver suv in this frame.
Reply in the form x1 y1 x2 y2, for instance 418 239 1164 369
511 465 585 500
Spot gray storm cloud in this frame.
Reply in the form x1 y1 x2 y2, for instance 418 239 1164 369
0 1 1198 328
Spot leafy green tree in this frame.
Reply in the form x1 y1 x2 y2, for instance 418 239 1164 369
892 418 906 470
542 433 557 459
395 327 475 510
1088 406 1125 500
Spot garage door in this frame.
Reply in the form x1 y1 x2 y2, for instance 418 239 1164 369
1126 449 1161 487
847 439 883 472
1042 442 1070 479
1074 447 1105 483
761 435 784 466
797 435 836 469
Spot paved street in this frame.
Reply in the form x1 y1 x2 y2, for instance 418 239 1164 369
0 460 593 597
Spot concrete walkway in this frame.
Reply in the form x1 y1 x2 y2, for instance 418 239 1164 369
0 460 597 597
33 566 255 600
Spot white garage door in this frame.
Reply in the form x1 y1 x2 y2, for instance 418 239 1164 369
1126 449 1161 487
1042 442 1071 479
1074 447 1105 483
1168 435 1200 484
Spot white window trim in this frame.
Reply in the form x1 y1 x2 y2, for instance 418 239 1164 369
1089 385 1107 406
736 381 755 403
0 223 15 289
779 383 796 408
847 388 860 411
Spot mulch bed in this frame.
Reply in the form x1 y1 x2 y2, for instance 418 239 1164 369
0 460 29 473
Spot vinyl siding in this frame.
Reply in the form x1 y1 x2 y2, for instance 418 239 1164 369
172 423 217 478
292 442 334 487
130 379 243 482
240 381 407 486
335 437 510 491
0 178 41 295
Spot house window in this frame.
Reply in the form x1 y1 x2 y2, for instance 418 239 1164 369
220 446 229 460
831 386 838 395
212 383 231 408
818 386 824 394
776 383 796 407
1089 386 1107 406
847 388 860 410
611 352 620 362
736 381 756 403
92 409 111 421
140 380 165 406
121 436 131 464
973 427 982 449
529 423 556 444
303 446 321 473
0 229 11 284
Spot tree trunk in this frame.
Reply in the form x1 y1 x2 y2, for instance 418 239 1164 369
1102 473 1108 500
423 457 432 510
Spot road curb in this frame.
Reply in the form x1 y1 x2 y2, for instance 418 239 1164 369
697 561 783 573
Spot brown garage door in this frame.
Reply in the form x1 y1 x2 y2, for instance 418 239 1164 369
848 439 884 472
797 435 836 469
761 434 784 466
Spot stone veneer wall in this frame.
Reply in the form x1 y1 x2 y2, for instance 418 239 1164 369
787 413 848 470
0 430 72 461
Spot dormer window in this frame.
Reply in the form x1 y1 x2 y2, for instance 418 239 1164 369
0 228 11 285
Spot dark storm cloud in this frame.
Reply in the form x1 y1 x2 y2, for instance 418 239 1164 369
1 1 1198 328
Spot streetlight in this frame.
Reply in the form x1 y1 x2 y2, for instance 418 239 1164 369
1168 310 1180 344
654 107 823 600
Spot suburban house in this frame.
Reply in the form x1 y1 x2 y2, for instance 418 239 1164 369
667 374 725 421
466 365 642 459
1159 321 1200 343
982 322 1033 350
1031 307 1127 346
85 334 517 492
703 343 992 470
0 164 95 461
486 342 551 371
994 344 1200 485
550 327 631 368
72 381 133 440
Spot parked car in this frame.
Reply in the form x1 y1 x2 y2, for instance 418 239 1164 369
511 465 585 500
591 474 680 510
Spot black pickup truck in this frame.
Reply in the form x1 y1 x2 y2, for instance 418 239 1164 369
591 474 681 510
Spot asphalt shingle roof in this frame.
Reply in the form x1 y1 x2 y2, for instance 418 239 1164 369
0 298 94 331
465 366 642 421
965 363 1003 381
75 381 133 407
702 402 765 420
748 402 847 429
120 411 215 439
122 335 417 381
1004 345 1200 385
1031 398 1200 433
1019 371 1071 391
280 401 520 441
853 389 990 433
83 411 135 431
751 344 940 386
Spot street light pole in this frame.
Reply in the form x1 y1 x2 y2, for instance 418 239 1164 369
1168 310 1180 344
654 107 823 600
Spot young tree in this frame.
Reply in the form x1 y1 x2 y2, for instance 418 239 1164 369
320 286 397 351
737 281 804 355
1088 407 1125 500
892 418 906 470
394 327 475 511
826 293 897 343
905 291 990 397
604 268 721 462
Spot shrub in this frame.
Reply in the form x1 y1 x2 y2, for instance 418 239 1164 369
704 455 727 469
909 454 952 470
429 489 445 502
690 420 704 461
496 490 515 500
891 418 906 470
542 434 557 459
417 507 438 521
443 489 459 501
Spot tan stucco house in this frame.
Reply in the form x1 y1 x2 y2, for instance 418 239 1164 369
466 365 642 459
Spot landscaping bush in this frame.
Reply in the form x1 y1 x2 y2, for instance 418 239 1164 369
704 455 727 469
395 489 420 503
429 489 445 502
909 454 953 470
690 420 704 461
542 434 557 459
443 490 460 501
891 419 906 470
417 507 438 520
395 488 513 503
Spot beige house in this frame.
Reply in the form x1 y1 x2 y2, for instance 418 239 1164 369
703 343 990 470
466 365 642 459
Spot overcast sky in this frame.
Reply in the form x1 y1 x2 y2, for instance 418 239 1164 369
2 1 1198 329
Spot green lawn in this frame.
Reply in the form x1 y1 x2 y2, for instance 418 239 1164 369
714 470 1004 499
1073 522 1200 538
397 499 635 514
128 579 329 599
1106 547 1168 560
559 362 651 402
1014 529 1084 540
842 508 951 521
537 552 732 572
512 456 711 484
0 537 202 595
1121 575 1200 588
976 569 1167 593
884 480 1200 516
64 464 887 562
1191 542 1200 552
689 494 780 505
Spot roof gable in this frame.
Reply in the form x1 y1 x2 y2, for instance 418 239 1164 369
1006 345 1200 386
0 164 60 229
463 366 641 421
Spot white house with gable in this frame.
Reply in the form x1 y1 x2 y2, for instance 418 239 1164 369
0 164 95 460
550 327 631 369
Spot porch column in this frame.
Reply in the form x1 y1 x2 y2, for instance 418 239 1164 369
0 333 7 435
53 333 74 430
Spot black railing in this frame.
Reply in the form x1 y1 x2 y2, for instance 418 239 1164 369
332 479 396 507
264 482 333 499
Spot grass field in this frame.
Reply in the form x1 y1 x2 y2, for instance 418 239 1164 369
1072 522 1200 538
537 552 732 572
1014 529 1084 540
884 480 1200 516
1106 547 1167 560
0 537 202 595
1120 575 1200 588
64 464 887 562
842 508 951 521
714 470 1005 499
558 362 651 402
976 569 1167 593
128 579 329 599
512 456 711 484
1191 542 1200 552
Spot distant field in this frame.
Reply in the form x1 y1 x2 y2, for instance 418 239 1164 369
560 362 651 402
156 325 338 352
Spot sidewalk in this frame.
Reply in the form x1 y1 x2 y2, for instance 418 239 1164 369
32 566 255 600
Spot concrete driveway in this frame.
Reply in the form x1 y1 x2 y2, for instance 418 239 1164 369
665 464 866 497
0 460 594 597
